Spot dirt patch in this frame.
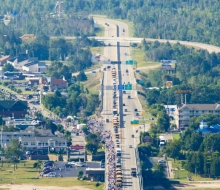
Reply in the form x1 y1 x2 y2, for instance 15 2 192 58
0 184 92 190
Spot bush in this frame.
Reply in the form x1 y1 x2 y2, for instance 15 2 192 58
2 81 8 86
96 182 101 187
33 162 38 168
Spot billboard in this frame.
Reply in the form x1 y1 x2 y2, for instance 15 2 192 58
161 60 176 70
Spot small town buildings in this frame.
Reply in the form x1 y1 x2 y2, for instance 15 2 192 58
0 131 34 148
22 61 46 73
5 119 39 130
0 100 28 118
19 136 67 152
7 54 29 69
175 104 220 128
39 77 68 91
3 71 25 80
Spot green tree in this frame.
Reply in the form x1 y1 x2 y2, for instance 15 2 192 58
85 143 98 155
77 170 83 179
5 139 23 171
77 71 87 81
164 140 181 161
2 63 14 72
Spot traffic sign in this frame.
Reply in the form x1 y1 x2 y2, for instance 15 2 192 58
111 61 121 64
130 120 139 125
102 60 111 64
126 60 134 65
136 70 140 73
118 85 124 90
125 84 132 90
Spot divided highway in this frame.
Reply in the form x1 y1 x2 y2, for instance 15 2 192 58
98 18 142 189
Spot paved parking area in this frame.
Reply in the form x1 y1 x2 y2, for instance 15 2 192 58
52 161 101 177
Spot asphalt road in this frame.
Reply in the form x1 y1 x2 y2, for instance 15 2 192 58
97 18 141 190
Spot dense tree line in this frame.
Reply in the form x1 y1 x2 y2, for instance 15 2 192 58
41 83 100 117
1 0 220 46
142 41 220 106
163 114 220 177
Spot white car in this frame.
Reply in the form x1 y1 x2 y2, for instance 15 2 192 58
44 172 56 177
75 162 85 167
68 161 76 165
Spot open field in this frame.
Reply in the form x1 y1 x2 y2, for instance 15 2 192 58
94 25 105 37
130 47 160 68
82 72 101 94
0 161 104 190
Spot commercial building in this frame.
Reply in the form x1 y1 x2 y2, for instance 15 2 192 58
19 136 67 152
0 131 34 148
0 100 28 118
39 77 68 92
175 104 220 128
22 61 46 73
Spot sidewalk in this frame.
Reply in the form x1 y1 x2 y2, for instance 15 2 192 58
167 161 174 178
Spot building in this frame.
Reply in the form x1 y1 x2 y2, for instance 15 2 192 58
5 119 40 130
175 104 220 128
19 136 67 152
0 131 34 148
3 71 25 80
39 77 68 91
22 61 46 73
7 54 29 69
0 100 28 118
195 119 220 137
21 34 35 40
0 55 10 66
86 168 105 182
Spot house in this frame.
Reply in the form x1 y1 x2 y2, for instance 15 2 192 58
22 61 46 73
0 100 28 118
0 131 34 148
5 119 39 130
175 104 220 129
39 77 68 91
0 55 10 66
195 119 220 137
19 136 67 152
21 34 35 40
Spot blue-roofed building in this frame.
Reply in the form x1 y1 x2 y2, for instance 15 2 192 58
195 119 220 136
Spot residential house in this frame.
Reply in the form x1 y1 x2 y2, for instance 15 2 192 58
0 55 10 66
0 131 34 148
22 61 46 73
175 104 220 128
0 100 28 118
21 34 35 40
39 77 67 91
19 136 67 152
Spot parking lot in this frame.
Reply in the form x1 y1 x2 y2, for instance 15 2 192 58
46 161 101 177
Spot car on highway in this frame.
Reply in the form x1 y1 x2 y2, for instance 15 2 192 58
129 145 132 148
128 95 131 99
117 158 121 164
123 29 125 32
106 119 109 122
124 109 127 112
123 103 125 106
103 68 106 71
123 90 126 94
131 134 134 138
115 139 120 145
114 128 118 133
136 113 139 116
134 109 138 111
64 163 73 168
131 168 137 177
107 66 111 69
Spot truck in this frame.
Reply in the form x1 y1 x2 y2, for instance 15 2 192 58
113 109 118 115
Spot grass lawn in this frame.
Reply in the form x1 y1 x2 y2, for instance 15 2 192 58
172 133 180 140
90 46 104 55
130 47 160 68
94 25 105 37
82 72 101 94
170 159 211 181
0 161 104 190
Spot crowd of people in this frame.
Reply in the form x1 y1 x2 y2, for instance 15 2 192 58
87 117 120 190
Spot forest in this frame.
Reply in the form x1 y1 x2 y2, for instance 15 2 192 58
1 0 220 45
139 41 220 106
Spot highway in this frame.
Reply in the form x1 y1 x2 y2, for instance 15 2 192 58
97 18 142 189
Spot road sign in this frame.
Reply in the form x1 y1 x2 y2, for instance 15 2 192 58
136 70 140 73
111 61 121 64
126 60 134 65
130 120 139 125
70 144 84 150
125 84 132 90
118 85 124 90
102 60 111 64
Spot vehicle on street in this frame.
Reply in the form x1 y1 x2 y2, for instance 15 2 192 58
134 109 138 111
123 29 125 32
107 66 111 69
106 119 109 122
136 113 139 116
129 145 132 148
44 172 56 177
131 134 134 138
123 90 126 94
158 160 166 164
124 109 127 112
75 162 85 167
149 117 154 120
123 103 125 106
128 95 131 99
64 164 73 168
131 168 137 177
68 161 76 166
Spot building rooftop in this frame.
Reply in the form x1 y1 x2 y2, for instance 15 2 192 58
0 100 27 109
0 55 10 61
19 136 67 142
178 104 220 110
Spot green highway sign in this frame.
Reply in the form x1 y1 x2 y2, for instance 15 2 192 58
125 84 132 90
126 60 134 65
130 120 139 125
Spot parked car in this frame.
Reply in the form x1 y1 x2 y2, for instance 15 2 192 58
64 164 73 168
44 172 56 177
75 162 85 167
68 161 76 166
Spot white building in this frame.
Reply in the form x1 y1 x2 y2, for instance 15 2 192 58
0 131 34 148
19 136 67 152
175 104 220 128
22 61 46 73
